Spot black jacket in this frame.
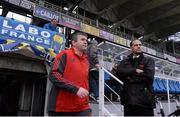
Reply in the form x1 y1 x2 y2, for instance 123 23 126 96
87 44 99 70
116 53 156 108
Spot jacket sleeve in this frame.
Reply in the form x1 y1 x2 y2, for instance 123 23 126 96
56 27 59 32
43 23 48 29
137 57 155 82
116 60 136 81
49 52 79 94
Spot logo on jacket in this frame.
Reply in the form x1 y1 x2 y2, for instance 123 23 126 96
139 64 144 69
71 58 76 62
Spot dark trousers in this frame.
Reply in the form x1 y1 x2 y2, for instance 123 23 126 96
48 109 91 116
0 95 8 116
89 70 99 98
124 104 154 116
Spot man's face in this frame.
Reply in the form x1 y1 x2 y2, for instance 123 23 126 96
51 19 58 26
131 40 142 54
72 35 88 52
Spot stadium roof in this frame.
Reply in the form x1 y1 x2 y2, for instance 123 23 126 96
80 0 180 39
46 0 180 40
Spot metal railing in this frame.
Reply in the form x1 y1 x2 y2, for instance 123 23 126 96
97 40 180 116
99 66 124 116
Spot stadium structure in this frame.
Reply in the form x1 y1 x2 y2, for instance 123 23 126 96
0 0 180 116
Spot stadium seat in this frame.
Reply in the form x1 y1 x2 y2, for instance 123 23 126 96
104 71 110 81
156 79 167 93
169 80 177 94
153 78 162 93
174 81 180 94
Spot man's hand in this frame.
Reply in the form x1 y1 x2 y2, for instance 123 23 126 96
136 69 144 74
95 64 100 70
76 87 89 98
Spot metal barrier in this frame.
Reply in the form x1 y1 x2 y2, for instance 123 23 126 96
99 66 124 116
97 41 180 116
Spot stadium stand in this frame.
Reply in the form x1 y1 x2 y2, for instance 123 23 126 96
0 0 179 116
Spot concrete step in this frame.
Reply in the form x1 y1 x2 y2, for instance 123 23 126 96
90 101 123 116
90 101 179 116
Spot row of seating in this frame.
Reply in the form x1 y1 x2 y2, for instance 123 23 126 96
104 72 180 94
153 78 180 94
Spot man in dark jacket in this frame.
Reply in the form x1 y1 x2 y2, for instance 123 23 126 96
47 32 91 116
87 40 100 100
116 39 155 116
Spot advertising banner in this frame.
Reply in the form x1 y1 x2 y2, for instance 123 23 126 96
109 33 114 42
82 24 99 37
100 30 115 41
176 58 180 64
114 36 126 46
0 16 65 52
34 6 81 30
8 0 21 6
126 40 131 47
0 16 65 64
20 0 35 10
60 14 81 30
34 5 60 22
120 37 126 46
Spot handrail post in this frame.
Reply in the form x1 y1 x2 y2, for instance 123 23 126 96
99 66 105 116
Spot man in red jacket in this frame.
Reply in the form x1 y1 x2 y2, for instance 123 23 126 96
47 32 91 116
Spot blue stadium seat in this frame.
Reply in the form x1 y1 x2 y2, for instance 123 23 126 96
169 80 177 94
104 71 122 94
174 81 180 94
104 71 110 81
153 78 162 93
161 79 167 90
104 71 111 92
172 80 180 94
154 79 180 94
156 79 167 93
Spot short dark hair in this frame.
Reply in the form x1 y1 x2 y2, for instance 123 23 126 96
51 18 58 22
71 31 88 42
51 18 57 21
130 38 140 47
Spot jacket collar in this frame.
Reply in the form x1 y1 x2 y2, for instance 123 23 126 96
128 52 144 61
70 47 87 59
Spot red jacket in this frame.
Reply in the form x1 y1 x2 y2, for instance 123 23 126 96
47 48 90 112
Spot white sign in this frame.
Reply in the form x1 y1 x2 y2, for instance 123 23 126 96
20 0 35 10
